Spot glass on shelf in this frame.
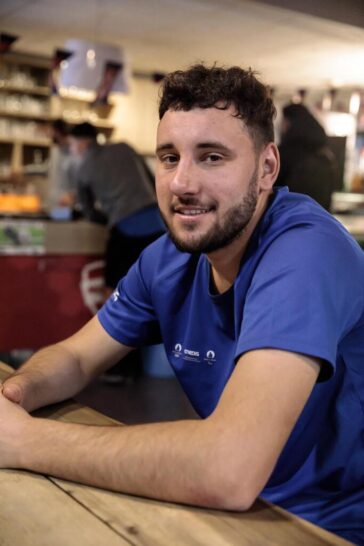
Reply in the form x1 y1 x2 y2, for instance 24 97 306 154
0 162 11 178
9 66 37 89
1 93 48 115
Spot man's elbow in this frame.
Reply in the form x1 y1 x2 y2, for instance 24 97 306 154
197 461 261 512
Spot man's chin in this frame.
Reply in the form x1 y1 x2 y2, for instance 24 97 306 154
167 233 204 254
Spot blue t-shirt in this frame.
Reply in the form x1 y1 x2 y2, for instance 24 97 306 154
98 188 364 544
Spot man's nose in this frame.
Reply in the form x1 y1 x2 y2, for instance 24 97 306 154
170 160 199 195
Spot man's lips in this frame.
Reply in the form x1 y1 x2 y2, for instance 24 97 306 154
172 205 215 216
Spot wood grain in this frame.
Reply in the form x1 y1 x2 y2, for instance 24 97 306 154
0 470 130 546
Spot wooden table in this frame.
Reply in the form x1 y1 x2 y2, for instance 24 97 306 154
0 362 351 546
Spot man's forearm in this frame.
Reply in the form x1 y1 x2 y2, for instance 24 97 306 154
16 416 248 510
2 317 132 412
3 343 87 411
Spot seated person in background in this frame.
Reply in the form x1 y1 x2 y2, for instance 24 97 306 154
275 103 338 211
1 64 364 545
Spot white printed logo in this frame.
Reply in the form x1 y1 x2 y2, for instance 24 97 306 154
112 290 120 302
204 349 216 365
80 260 105 315
173 343 183 358
172 343 216 365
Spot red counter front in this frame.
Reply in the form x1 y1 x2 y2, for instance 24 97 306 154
0 255 105 350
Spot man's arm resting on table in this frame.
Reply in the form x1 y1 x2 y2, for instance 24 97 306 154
0 348 320 510
1 316 131 412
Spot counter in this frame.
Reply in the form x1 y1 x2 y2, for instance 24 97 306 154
0 218 107 255
0 213 363 351
334 214 364 242
0 220 107 350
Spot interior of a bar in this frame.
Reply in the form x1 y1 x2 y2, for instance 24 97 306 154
0 1 363 544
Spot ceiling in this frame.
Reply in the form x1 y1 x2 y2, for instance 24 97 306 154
1 0 364 92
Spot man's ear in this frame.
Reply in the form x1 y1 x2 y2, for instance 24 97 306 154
258 143 280 191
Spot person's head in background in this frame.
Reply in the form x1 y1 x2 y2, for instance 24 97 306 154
51 118 70 147
158 63 276 152
69 122 98 157
279 103 327 149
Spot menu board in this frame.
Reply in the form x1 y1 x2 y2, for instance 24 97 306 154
0 220 45 254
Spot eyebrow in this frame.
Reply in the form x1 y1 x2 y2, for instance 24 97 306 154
156 143 175 154
156 141 231 154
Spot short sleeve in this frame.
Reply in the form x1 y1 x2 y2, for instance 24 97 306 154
236 226 363 379
97 254 161 347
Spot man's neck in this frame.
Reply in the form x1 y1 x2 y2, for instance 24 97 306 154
207 190 271 294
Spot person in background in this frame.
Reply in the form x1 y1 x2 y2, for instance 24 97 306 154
47 119 78 209
1 65 363 545
275 103 337 210
69 122 165 381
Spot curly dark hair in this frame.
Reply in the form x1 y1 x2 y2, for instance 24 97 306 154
158 64 276 148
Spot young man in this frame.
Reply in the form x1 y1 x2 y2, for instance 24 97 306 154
1 65 363 545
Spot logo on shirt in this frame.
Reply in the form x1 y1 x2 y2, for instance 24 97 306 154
171 343 216 365
112 289 120 302
204 350 216 365
173 343 183 358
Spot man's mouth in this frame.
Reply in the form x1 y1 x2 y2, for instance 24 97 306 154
172 204 215 216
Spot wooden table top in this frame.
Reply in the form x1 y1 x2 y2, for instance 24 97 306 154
0 362 351 546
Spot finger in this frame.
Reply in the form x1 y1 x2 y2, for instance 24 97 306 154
2 382 23 404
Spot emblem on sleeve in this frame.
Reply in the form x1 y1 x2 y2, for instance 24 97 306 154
112 289 120 302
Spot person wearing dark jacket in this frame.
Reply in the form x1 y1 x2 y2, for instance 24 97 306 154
275 103 337 210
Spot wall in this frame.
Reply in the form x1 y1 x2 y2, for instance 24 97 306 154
110 76 161 155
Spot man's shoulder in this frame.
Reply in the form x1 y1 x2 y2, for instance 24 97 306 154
266 188 344 236
256 188 364 269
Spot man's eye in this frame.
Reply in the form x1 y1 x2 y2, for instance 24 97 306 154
161 154 178 165
205 154 223 163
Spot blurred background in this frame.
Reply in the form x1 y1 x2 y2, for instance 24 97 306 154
0 0 363 422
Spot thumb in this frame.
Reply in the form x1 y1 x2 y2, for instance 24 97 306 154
2 381 23 404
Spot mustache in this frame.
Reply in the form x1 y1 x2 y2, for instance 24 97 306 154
170 197 216 209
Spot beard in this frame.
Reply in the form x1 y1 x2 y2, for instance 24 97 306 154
161 169 259 254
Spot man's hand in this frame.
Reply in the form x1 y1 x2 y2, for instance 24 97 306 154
0 392 31 469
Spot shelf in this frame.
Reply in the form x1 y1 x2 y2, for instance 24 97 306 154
0 50 115 180
2 51 51 69
0 84 50 96
0 110 50 121
0 109 114 131
0 136 51 147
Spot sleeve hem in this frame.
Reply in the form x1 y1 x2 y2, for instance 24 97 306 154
235 338 335 381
